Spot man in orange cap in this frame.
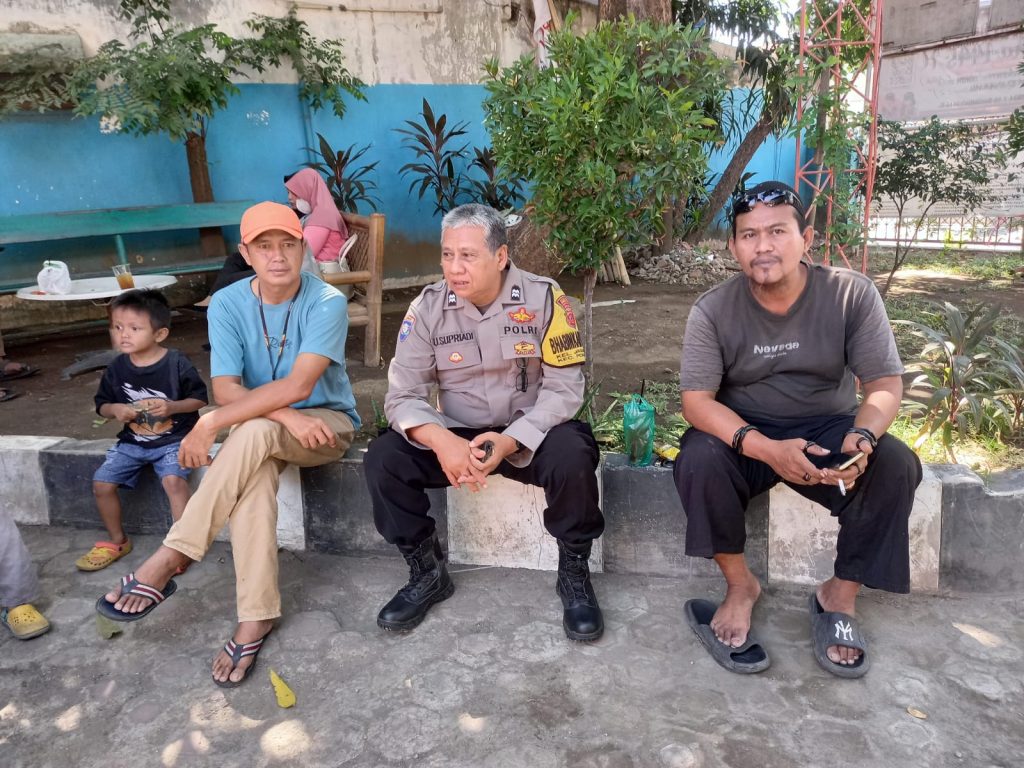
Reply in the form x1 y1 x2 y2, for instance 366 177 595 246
96 202 360 687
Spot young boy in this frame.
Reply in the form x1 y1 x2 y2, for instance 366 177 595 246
76 290 208 571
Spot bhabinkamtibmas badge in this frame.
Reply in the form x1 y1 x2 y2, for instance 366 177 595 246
541 288 585 367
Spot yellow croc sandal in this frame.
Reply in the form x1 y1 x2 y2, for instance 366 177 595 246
75 539 133 571
2 604 51 640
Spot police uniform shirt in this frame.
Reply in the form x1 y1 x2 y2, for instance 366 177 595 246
385 261 586 467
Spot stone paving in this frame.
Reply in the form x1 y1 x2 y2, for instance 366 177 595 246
2 526 1023 768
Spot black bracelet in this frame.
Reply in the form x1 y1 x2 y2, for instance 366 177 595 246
731 425 761 455
845 426 878 449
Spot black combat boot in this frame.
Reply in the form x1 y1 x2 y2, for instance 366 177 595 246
377 533 455 632
556 540 604 641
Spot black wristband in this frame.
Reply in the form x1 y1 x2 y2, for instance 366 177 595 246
845 426 878 449
731 425 761 455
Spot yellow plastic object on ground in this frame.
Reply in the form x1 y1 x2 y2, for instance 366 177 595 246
655 444 680 462
269 668 296 708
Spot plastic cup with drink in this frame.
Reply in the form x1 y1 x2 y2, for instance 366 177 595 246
112 264 135 290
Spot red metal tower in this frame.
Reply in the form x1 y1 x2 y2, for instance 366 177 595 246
794 0 883 271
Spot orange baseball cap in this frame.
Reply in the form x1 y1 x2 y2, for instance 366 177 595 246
240 201 304 244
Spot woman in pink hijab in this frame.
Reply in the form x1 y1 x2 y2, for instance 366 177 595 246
284 169 349 264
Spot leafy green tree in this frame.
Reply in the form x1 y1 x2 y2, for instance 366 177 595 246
874 118 1006 297
484 14 725 377
674 0 793 244
68 0 365 255
0 57 75 115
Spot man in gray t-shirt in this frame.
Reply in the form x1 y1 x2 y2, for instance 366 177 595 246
675 181 921 679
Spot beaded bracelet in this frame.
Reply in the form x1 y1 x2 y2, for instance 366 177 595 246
731 425 761 455
845 426 878 450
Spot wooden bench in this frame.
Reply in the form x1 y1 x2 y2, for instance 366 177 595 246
322 210 386 367
0 201 254 275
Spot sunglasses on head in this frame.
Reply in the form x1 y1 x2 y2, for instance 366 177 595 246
732 188 803 217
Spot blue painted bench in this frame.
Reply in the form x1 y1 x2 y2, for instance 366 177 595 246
0 202 385 366
0 201 254 284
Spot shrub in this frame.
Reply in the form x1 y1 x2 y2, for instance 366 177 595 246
896 301 1023 461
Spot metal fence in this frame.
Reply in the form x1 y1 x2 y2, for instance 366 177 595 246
868 214 1024 251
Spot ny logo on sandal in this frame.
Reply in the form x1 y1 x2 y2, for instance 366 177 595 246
834 620 854 642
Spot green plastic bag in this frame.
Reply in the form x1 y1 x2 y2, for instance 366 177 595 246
623 392 655 467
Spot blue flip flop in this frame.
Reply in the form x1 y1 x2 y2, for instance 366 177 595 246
95 572 177 622
684 598 771 674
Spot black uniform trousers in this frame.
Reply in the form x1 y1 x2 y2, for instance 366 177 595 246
365 420 604 552
672 413 922 593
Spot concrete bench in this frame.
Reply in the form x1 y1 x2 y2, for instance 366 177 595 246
7 436 1022 592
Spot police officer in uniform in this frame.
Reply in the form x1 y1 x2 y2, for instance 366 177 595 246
364 204 604 641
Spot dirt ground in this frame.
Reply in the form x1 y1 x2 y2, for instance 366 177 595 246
2 265 1022 443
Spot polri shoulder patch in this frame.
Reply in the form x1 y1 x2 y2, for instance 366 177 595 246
541 287 585 367
398 312 415 343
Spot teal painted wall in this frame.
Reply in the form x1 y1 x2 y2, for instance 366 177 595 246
1 83 800 289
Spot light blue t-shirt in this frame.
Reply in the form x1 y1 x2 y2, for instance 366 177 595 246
208 272 361 429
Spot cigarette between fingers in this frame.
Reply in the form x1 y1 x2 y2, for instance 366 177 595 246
838 479 846 496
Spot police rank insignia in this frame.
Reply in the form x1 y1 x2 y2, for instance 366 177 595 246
510 284 522 301
446 291 458 307
514 341 536 356
448 351 464 364
508 307 536 324
398 313 415 342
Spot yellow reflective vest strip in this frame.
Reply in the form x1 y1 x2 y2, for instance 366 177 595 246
541 287 585 367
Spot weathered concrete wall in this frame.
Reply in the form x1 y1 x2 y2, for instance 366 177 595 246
990 0 1024 29
0 0 597 85
882 0 979 50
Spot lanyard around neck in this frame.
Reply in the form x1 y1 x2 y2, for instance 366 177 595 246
257 284 297 381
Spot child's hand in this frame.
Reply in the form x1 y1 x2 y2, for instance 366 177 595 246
145 399 173 419
112 404 138 423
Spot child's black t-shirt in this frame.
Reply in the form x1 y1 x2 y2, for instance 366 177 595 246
94 349 209 448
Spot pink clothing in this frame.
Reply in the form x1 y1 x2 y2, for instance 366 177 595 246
284 169 348 261
305 225 347 263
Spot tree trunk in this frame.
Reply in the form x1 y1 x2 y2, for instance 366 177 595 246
598 0 672 246
598 0 627 20
628 0 671 21
600 0 670 22
185 131 227 259
661 205 674 252
805 71 831 233
685 114 775 245
582 266 597 386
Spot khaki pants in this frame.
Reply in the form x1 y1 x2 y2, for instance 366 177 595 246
163 408 354 622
